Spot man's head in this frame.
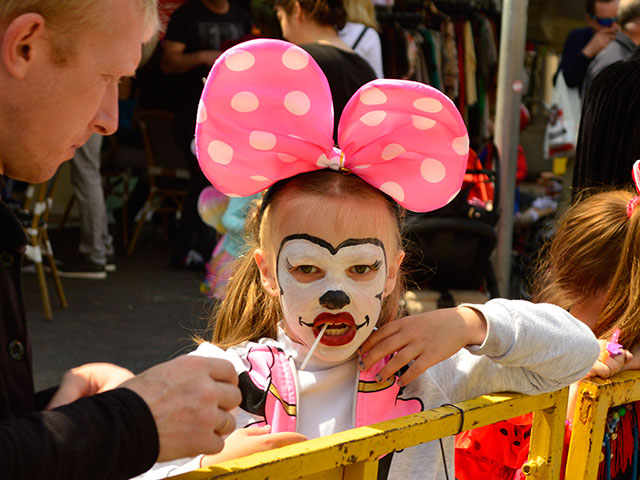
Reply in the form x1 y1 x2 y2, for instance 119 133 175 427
0 0 158 182
618 0 640 36
586 0 620 31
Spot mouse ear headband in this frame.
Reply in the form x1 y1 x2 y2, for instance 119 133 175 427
628 160 640 218
195 39 469 212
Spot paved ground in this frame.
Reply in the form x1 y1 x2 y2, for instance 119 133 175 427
24 226 213 391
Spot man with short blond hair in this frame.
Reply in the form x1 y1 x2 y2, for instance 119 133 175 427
0 1 241 478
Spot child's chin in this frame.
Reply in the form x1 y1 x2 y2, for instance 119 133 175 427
314 344 358 364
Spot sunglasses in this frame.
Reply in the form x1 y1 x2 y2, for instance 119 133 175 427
590 14 618 27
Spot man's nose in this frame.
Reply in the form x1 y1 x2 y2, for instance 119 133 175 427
319 290 351 310
91 83 119 136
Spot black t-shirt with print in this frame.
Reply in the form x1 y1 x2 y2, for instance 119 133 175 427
165 0 252 117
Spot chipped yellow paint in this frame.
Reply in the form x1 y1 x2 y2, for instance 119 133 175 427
173 389 568 480
565 371 640 480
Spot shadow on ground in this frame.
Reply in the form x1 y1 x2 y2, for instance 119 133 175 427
24 226 214 391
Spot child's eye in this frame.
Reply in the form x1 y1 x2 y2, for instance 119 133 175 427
298 265 318 274
351 265 372 274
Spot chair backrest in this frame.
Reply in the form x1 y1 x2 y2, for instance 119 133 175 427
134 110 189 178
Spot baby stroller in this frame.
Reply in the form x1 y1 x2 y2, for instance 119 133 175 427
404 146 500 309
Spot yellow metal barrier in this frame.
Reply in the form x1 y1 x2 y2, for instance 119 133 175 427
174 388 568 480
565 370 640 479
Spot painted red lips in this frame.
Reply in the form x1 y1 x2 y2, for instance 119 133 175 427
313 312 357 346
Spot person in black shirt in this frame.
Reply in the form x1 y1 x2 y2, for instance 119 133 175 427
162 0 253 268
273 0 376 141
0 1 241 478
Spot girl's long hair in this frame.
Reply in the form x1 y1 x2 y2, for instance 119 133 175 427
533 188 640 346
211 170 405 349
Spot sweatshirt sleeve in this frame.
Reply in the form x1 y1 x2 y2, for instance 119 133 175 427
429 299 599 404
0 388 158 480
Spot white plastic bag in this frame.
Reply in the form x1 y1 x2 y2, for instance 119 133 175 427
543 70 582 158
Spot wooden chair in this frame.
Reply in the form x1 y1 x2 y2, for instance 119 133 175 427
127 110 189 256
22 176 68 320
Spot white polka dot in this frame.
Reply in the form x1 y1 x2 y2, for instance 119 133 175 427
421 158 446 183
250 175 269 182
380 182 405 202
227 193 241 198
412 115 436 131
225 50 255 71
284 91 311 116
354 164 371 169
249 131 277 151
360 87 387 105
317 153 330 167
197 101 207 123
282 47 309 70
413 97 443 113
381 144 406 161
452 135 469 155
278 153 297 163
208 140 233 165
360 110 387 127
447 189 461 204
231 91 259 113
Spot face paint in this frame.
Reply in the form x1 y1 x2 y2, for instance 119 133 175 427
276 234 387 363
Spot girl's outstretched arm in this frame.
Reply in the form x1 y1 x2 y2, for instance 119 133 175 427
358 306 487 386
359 299 600 398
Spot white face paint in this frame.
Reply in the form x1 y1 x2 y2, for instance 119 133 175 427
276 234 387 363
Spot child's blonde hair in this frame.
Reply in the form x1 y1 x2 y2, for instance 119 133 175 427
533 188 640 347
211 170 406 349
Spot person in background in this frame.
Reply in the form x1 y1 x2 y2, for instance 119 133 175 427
162 0 252 269
556 0 618 93
0 1 241 478
573 46 640 194
274 0 376 140
338 0 384 78
583 0 640 95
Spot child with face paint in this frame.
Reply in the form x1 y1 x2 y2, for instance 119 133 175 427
134 39 599 479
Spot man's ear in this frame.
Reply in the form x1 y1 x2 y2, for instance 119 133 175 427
383 249 405 297
1 13 46 79
254 248 279 297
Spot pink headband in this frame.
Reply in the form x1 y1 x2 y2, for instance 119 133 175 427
627 160 640 218
195 39 469 213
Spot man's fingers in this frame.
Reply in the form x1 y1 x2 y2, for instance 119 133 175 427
214 410 236 436
46 373 85 410
207 358 239 385
214 381 242 410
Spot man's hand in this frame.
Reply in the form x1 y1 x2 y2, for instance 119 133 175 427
120 355 241 462
200 426 308 466
46 362 134 410
582 28 616 58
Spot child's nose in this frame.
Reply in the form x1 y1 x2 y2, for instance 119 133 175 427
319 290 351 310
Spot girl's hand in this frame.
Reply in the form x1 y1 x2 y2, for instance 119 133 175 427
587 339 633 379
200 426 308 466
358 306 487 387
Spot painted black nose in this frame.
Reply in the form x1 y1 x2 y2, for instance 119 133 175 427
319 290 351 310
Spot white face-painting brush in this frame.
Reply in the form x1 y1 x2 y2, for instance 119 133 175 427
300 323 329 371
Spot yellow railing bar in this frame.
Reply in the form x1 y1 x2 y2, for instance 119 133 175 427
565 370 640 480
174 388 568 480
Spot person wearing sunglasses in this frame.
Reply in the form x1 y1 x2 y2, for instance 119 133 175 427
555 0 619 94
583 0 640 96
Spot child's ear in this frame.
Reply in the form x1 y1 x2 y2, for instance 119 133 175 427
383 250 405 297
254 248 279 297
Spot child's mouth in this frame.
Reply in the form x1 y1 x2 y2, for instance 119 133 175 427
313 312 356 346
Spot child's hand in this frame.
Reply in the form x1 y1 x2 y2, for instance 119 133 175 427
587 339 633 379
200 426 308 466
358 306 487 387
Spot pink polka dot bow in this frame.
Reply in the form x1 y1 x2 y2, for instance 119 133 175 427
195 39 469 212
